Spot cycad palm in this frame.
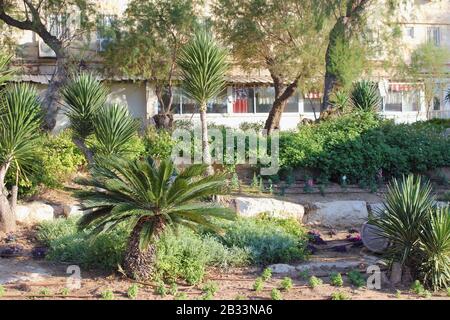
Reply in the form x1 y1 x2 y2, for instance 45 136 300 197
75 157 235 280
0 84 42 232
177 31 229 174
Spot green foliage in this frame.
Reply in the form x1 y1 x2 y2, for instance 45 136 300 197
234 294 247 300
280 277 293 291
155 227 249 285
101 289 115 300
60 288 70 296
155 282 167 297
127 284 139 299
168 283 178 296
270 288 282 300
447 287 450 297
0 284 5 297
177 31 228 110
0 53 14 87
0 84 43 183
253 277 264 292
261 267 272 281
329 272 344 287
331 291 351 300
418 206 450 291
62 73 108 140
92 104 140 157
143 127 176 160
76 157 236 256
239 121 264 132
6 130 85 196
350 80 382 112
411 280 426 295
38 288 51 296
220 217 308 265
36 217 79 246
280 113 450 184
298 269 310 280
347 271 365 288
201 281 219 297
308 276 323 288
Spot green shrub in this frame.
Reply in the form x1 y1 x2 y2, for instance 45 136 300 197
261 267 272 281
253 277 264 292
331 291 351 300
0 285 5 297
280 277 293 291
36 217 79 246
330 272 344 287
155 227 249 285
347 271 365 288
6 130 85 196
221 218 308 265
101 289 115 300
174 292 188 300
155 282 167 297
270 288 282 300
39 288 51 295
127 284 139 299
280 113 450 184
143 127 176 160
308 276 323 288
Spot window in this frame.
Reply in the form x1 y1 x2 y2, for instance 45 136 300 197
96 14 117 51
48 14 69 39
254 87 299 113
427 27 440 46
405 26 414 39
385 90 420 112
160 87 227 114
232 87 255 113
433 96 441 111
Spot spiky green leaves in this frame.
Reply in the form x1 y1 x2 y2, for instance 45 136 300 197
0 84 42 177
76 157 235 250
62 73 108 139
350 80 381 113
177 31 229 110
93 104 140 157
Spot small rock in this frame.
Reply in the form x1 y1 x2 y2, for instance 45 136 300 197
0 244 23 258
15 202 54 224
390 262 402 285
31 247 48 260
306 244 318 255
305 201 368 228
268 264 297 274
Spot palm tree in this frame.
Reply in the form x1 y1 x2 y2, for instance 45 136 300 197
177 31 229 175
75 157 235 280
62 73 108 164
0 84 42 232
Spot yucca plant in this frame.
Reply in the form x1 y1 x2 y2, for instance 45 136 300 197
350 80 381 113
419 206 450 291
0 84 42 232
370 175 435 266
0 54 14 90
177 31 229 175
62 73 108 163
75 157 235 280
93 104 139 157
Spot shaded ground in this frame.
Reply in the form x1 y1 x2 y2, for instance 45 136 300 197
1 225 449 300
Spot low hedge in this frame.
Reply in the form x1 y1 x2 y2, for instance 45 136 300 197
280 112 450 184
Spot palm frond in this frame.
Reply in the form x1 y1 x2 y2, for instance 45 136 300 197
62 73 108 139
350 80 381 113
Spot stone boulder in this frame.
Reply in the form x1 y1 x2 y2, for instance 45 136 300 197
233 197 305 221
305 201 368 228
15 202 54 224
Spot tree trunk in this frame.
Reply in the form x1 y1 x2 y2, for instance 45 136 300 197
153 113 174 130
122 216 166 281
72 137 94 165
264 99 288 134
42 55 69 132
200 104 214 175
321 60 339 112
0 163 15 233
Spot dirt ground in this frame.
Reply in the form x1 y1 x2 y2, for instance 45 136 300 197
1 225 449 301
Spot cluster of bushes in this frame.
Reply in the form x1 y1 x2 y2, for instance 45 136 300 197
280 112 450 184
6 130 85 196
36 215 308 284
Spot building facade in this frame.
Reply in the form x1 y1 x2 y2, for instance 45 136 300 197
6 0 450 131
